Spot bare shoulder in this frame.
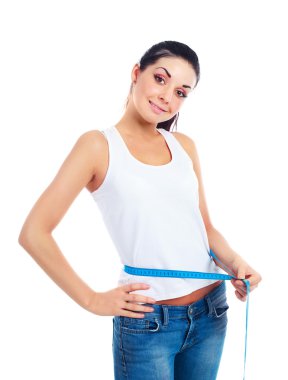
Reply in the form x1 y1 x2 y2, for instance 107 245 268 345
171 130 195 144
170 130 197 160
75 129 107 150
76 129 109 193
18 129 110 234
72 129 108 165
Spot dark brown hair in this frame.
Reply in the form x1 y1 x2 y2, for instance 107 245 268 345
125 40 200 131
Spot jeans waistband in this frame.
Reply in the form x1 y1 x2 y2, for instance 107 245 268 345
141 281 226 322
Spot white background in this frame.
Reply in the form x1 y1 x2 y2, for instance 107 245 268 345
1 1 287 379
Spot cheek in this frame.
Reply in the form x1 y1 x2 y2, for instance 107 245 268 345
140 80 158 97
166 98 180 114
173 96 186 109
133 82 156 107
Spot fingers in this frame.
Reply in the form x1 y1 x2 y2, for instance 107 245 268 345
119 283 156 318
231 279 247 288
125 292 156 305
235 290 247 302
232 283 247 297
231 277 259 303
122 283 156 302
249 272 262 287
122 300 155 316
232 272 262 288
122 282 151 292
231 278 259 294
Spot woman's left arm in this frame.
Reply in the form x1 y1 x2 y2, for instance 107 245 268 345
206 227 262 301
172 131 262 301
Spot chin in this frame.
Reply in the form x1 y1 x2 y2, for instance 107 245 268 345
139 113 162 125
147 110 172 123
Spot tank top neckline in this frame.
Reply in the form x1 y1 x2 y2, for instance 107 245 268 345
112 124 175 168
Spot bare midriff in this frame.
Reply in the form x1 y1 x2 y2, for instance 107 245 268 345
155 280 223 306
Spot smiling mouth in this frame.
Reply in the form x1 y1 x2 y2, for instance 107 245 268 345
149 101 167 112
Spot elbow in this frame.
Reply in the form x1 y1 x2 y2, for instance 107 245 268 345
18 233 24 248
18 224 34 251
18 223 27 248
18 222 49 252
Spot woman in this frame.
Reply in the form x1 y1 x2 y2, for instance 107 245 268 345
19 40 261 379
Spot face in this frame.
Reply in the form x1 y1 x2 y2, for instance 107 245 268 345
130 56 197 124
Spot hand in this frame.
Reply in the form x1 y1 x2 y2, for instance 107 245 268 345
85 283 156 318
230 256 262 302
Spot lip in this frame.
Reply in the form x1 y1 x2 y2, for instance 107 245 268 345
149 101 168 113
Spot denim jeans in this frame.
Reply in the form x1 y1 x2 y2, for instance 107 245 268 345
112 281 228 380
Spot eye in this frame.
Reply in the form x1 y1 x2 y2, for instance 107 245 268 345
154 74 165 84
177 90 187 98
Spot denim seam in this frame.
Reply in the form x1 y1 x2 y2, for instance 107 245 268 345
179 319 196 352
121 318 160 334
119 317 128 377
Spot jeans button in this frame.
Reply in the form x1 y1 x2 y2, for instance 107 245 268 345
189 308 193 314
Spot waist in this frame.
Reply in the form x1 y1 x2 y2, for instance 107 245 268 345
155 280 223 305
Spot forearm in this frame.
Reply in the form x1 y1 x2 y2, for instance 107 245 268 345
18 229 95 311
206 226 247 272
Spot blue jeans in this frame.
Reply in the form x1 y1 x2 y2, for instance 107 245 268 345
112 281 228 380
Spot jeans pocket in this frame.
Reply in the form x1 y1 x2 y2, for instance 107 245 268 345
209 295 229 319
214 304 229 318
120 316 160 334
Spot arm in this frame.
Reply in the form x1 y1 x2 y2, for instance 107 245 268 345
172 131 262 301
18 130 156 317
18 131 103 311
205 227 261 301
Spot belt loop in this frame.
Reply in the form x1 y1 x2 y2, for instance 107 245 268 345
205 294 213 316
162 305 169 326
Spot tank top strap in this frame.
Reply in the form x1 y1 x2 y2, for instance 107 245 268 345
99 125 119 146
99 125 127 167
99 125 192 169
157 128 193 166
106 125 177 169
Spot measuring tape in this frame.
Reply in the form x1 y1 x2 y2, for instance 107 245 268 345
123 248 250 380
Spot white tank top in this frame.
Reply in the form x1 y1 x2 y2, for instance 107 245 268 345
90 125 223 301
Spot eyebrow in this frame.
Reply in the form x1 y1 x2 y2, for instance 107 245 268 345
155 66 192 89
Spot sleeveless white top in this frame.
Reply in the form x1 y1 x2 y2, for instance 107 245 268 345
90 125 222 301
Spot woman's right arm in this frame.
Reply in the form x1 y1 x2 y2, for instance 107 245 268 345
18 131 103 311
18 131 156 317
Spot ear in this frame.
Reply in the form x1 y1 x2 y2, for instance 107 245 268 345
131 63 140 83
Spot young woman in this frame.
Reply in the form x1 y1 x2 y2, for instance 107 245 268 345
19 40 262 379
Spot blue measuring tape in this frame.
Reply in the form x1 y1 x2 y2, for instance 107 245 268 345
124 248 250 380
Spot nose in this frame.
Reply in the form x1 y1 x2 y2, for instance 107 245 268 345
159 87 173 104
